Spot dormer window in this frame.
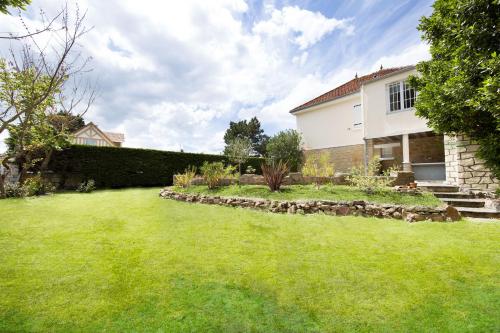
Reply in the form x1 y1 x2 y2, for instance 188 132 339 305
387 80 416 113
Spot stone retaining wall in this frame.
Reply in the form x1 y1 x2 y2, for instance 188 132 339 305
159 188 461 222
444 135 498 191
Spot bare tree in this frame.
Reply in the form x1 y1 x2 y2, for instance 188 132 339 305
0 3 95 197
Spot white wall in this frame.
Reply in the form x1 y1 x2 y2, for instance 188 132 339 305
294 94 364 149
363 69 430 139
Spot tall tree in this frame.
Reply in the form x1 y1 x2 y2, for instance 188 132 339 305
223 117 269 156
0 4 94 197
409 0 500 178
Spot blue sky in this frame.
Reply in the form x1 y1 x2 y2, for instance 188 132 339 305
0 0 434 153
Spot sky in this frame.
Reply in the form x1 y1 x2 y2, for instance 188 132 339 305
0 0 434 153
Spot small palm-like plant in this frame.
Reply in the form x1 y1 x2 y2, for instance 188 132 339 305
261 160 289 192
173 166 197 188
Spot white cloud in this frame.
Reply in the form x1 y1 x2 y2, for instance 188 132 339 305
0 0 430 155
370 43 430 71
253 6 353 49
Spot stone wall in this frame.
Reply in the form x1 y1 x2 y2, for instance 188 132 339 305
444 135 498 191
159 188 461 222
303 144 364 173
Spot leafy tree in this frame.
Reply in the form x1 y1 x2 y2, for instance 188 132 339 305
409 0 500 178
47 111 85 133
0 6 94 198
0 0 30 14
266 129 302 172
223 117 269 156
225 137 252 176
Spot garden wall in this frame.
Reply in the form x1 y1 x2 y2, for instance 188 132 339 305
46 145 264 189
159 188 461 222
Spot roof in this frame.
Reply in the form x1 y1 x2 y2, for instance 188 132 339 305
104 132 125 143
72 122 125 145
289 65 415 114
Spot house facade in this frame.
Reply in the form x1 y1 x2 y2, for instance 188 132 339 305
291 66 498 191
71 122 125 147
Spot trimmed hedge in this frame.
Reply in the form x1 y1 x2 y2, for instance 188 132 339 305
49 145 264 188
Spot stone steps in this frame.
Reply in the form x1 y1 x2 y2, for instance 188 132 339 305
456 207 500 219
418 184 460 193
440 198 485 208
433 192 475 199
416 183 498 219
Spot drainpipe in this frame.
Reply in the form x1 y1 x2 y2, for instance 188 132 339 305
363 138 368 175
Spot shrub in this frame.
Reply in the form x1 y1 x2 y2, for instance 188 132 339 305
5 183 25 198
200 162 236 189
22 175 55 197
76 179 96 193
261 160 289 192
173 166 197 188
301 152 335 189
48 145 264 188
245 165 256 174
266 129 302 171
347 158 392 194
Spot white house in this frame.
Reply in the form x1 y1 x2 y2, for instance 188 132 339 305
290 66 498 191
71 122 125 147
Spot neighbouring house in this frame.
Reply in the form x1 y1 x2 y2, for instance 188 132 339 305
290 65 498 191
71 122 125 147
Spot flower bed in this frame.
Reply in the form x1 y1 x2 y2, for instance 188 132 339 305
159 188 461 222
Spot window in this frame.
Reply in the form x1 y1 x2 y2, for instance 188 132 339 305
353 104 362 128
380 147 393 159
387 79 416 112
403 80 416 109
84 138 98 146
388 82 401 112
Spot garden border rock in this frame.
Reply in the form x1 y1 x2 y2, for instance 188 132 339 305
159 188 461 222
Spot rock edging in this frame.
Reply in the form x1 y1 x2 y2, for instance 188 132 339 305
159 188 461 222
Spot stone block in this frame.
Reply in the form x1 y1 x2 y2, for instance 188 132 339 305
460 158 475 167
460 152 476 160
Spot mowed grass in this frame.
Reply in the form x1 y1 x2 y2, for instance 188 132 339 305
0 188 498 332
175 184 443 207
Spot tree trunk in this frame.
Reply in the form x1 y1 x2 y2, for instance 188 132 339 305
0 175 6 199
40 149 53 171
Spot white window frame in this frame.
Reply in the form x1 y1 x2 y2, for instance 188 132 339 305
386 79 416 113
352 104 362 129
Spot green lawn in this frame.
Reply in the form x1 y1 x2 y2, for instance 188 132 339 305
175 184 443 207
0 188 498 332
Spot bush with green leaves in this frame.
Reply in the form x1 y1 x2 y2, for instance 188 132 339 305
22 175 55 197
347 158 392 194
261 160 289 192
4 183 25 198
76 179 96 193
301 152 335 189
245 165 256 174
173 166 197 188
200 162 236 189
266 129 302 172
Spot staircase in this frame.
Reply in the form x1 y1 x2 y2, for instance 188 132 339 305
418 184 500 219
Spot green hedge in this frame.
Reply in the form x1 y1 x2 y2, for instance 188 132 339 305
49 145 264 188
